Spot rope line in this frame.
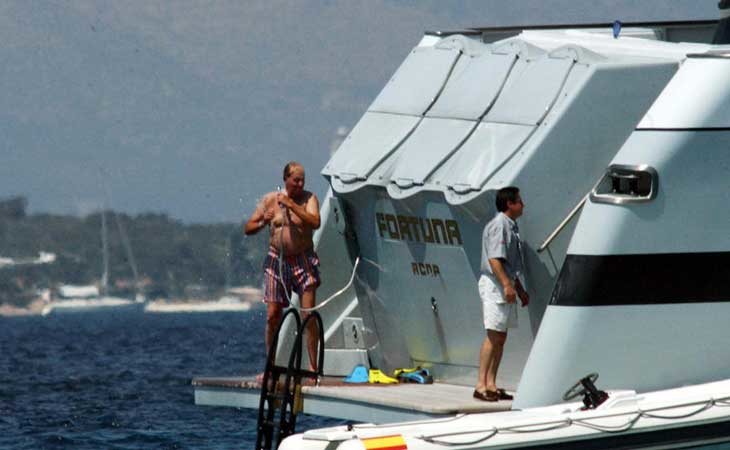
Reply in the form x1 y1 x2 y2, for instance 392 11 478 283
352 414 468 430
414 394 730 446
274 193 359 313
295 257 360 313
420 429 498 446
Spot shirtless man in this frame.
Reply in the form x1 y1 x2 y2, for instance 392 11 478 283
244 161 321 372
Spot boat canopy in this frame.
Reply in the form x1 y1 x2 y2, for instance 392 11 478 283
368 46 459 116
323 35 677 204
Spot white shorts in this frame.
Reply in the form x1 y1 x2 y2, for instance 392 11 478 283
479 274 517 332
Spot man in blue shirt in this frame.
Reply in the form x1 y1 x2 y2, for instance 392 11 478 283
474 186 529 402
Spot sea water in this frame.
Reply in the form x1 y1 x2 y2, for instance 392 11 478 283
0 309 342 449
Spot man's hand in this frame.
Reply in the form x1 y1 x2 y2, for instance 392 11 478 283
276 192 294 209
503 284 517 304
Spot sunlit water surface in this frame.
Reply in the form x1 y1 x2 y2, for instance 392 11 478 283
0 309 341 449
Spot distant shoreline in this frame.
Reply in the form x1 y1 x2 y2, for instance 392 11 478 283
0 300 46 317
0 287 263 317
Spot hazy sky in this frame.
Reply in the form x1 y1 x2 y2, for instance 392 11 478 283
0 1 717 223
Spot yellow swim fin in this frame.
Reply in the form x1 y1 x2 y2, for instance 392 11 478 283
368 369 399 384
393 366 420 378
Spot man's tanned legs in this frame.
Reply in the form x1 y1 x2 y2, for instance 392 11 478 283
301 288 319 372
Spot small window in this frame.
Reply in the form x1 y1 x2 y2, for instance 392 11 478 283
590 164 658 204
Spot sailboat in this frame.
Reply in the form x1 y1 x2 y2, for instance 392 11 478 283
42 209 145 315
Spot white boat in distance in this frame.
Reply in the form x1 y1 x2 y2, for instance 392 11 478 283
41 284 143 316
196 2 730 448
144 297 253 313
42 209 144 315
0 251 56 268
144 287 261 313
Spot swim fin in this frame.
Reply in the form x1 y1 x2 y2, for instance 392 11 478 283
343 364 369 383
394 366 433 384
368 368 399 384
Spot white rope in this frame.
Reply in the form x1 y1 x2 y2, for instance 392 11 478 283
276 189 292 307
274 188 359 313
415 394 730 446
295 256 360 313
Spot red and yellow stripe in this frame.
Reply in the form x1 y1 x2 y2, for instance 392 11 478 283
362 434 407 450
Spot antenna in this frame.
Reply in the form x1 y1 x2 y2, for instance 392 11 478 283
713 0 730 44
612 20 622 39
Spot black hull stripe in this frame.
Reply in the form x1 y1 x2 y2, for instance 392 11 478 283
551 252 730 307
515 418 730 450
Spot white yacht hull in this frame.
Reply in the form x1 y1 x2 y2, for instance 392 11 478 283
281 378 730 449
193 14 730 448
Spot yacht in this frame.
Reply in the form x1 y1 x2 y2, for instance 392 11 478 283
195 3 730 448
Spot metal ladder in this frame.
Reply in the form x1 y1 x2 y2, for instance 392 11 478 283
255 308 324 450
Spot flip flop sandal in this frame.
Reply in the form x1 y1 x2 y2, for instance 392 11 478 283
496 388 514 400
473 389 499 402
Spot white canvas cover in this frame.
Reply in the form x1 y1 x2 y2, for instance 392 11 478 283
387 118 475 192
368 46 461 116
435 122 535 194
434 123 534 194
426 52 517 120
322 112 420 184
485 56 574 125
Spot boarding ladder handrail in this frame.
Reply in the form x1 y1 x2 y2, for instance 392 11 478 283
538 177 604 253
256 308 325 450
537 194 588 253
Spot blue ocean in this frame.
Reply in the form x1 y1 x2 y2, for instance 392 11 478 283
0 309 341 449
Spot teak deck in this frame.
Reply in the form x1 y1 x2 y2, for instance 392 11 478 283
192 376 511 423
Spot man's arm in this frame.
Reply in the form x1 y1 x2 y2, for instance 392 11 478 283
488 258 517 304
244 195 275 235
244 210 266 235
277 193 320 229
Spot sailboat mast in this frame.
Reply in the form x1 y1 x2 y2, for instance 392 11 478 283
113 213 140 297
101 209 109 296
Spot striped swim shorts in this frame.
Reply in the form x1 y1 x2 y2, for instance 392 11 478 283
263 247 321 306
